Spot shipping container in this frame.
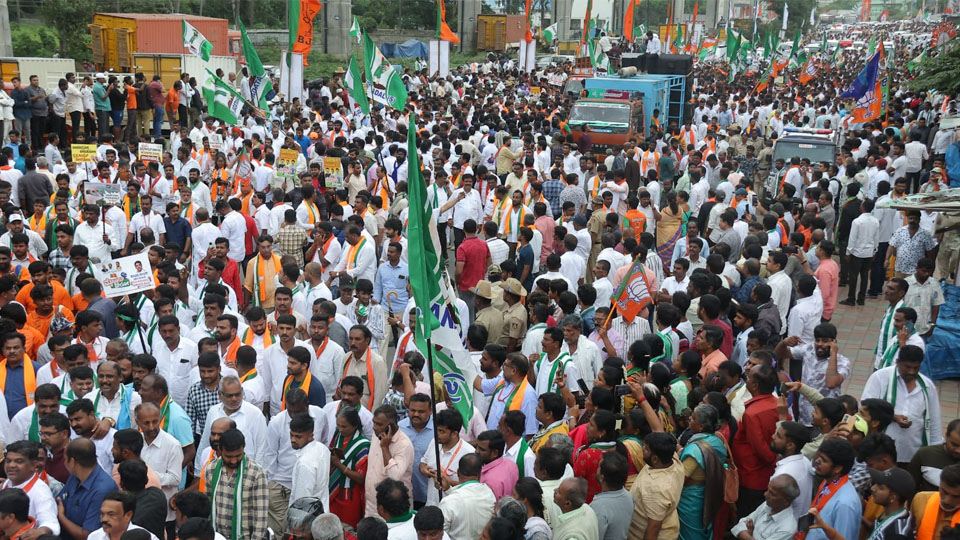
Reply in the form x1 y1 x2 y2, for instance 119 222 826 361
91 13 241 73
130 54 238 88
476 14 527 51
0 58 77 90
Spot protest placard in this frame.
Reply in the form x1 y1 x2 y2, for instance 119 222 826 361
71 144 98 163
93 252 156 297
139 143 163 162
83 183 125 206
323 157 344 189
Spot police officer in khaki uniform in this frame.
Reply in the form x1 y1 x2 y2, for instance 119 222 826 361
585 196 606 284
487 264 507 311
473 279 504 346
497 277 528 352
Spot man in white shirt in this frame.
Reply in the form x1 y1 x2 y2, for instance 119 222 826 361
263 389 327 533
729 475 801 540
449 176 485 248
330 225 377 284
560 315 603 391
904 132 930 193
196 376 268 472
437 453 496 540
1 440 61 535
289 414 331 520
216 200 247 263
787 275 822 345
841 199 880 306
86 492 160 540
770 420 814 519
765 251 793 330
136 402 185 521
73 205 114 263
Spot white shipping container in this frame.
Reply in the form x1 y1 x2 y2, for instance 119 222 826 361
1 57 77 90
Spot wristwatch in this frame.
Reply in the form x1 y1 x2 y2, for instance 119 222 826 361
104 417 116 427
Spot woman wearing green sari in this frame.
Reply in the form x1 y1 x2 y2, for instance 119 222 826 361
670 350 702 414
328 407 369 529
677 403 728 540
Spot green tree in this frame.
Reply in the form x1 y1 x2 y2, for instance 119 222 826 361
11 25 59 58
908 38 960 96
40 0 96 61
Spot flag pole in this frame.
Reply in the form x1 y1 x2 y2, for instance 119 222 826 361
424 336 445 501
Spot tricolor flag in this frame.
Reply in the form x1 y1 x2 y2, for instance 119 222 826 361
699 38 718 61
182 20 213 62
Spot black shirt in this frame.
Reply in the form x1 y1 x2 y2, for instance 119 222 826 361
132 487 168 539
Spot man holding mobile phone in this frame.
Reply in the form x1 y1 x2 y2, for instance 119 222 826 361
800 439 861 540
364 404 414 518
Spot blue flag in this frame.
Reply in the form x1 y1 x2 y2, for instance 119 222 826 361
839 51 880 100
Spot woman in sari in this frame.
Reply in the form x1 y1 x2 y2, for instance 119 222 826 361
567 386 615 449
670 350 702 414
572 409 621 503
677 403 728 540
657 191 688 267
618 408 647 490
328 407 369 529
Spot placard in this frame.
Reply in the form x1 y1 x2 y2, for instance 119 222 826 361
277 148 300 178
547 73 566 86
71 144 98 163
530 86 542 96
208 134 224 152
93 252 156 297
323 157 344 189
139 143 163 163
83 182 125 206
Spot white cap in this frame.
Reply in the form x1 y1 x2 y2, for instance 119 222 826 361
95 72 106 79
7 214 23 222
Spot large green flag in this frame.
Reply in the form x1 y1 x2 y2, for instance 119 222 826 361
405 126 442 342
907 49 927 73
345 54 370 115
182 20 213 62
238 20 274 109
202 69 243 125
361 28 409 110
868 36 876 55
726 30 739 61
787 28 802 62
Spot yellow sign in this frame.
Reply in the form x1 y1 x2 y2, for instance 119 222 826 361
277 148 300 178
71 144 98 163
530 86 542 95
323 157 344 189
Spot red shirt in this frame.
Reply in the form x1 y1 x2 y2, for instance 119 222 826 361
242 213 259 256
455 236 490 291
731 394 780 490
701 317 734 359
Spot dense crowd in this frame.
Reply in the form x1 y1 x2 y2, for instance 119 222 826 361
0 17 958 540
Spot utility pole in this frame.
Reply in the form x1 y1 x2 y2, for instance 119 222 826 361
0 0 12 57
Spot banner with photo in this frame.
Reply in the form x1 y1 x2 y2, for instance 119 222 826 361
93 253 156 297
82 183 125 206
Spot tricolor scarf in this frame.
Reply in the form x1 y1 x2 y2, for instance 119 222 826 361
210 456 246 540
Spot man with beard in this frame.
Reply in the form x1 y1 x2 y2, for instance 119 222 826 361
321 377 374 444
804 439 861 540
865 467 915 540
308 315 344 402
261 314 314 416
195 376 267 472
769 420 814 520
283 346 325 409
185 353 226 441
65 399 115 474
212 315 242 368
1 440 60 536
90 361 140 432
190 416 235 491
774 323 850 426
39 412 71 483
912 463 960 540
137 374 195 477
341 325 388 413
130 355 157 394
57 439 119 540
364 405 414 517
109 429 161 490
202 429 268 540
8 383 62 444
862 344 943 466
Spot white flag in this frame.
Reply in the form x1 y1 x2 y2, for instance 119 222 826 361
782 3 789 30
182 20 212 62
810 7 816 25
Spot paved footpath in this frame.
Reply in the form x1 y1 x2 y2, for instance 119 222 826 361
831 296 959 428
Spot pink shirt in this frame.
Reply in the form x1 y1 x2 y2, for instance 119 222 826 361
534 215 556 264
480 457 519 501
815 258 840 320
364 428 415 517
698 349 728 379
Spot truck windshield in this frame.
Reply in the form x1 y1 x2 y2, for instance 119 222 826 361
569 103 631 127
773 140 836 164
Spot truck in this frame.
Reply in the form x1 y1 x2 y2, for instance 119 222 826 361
0 57 77 90
476 14 527 51
765 128 841 194
129 54 239 88
90 13 242 75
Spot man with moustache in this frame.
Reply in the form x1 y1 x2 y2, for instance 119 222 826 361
1 441 60 537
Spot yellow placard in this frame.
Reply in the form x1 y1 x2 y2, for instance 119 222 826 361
71 144 98 163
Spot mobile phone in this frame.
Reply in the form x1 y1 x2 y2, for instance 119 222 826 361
577 378 588 392
614 385 632 397
797 513 814 533
841 414 851 425
906 321 915 334
779 382 789 395
331 448 345 460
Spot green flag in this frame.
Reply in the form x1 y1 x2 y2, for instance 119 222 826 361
589 40 612 72
361 28 409 110
787 28 801 62
345 54 370 115
405 126 442 342
908 49 927 73
238 20 274 109
202 69 243 125
868 36 876 55
726 30 739 61
349 17 362 44
182 20 213 62
820 34 828 55
542 23 558 43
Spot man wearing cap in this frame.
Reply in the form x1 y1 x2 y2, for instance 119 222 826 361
474 280 503 346
866 467 916 539
497 278 528 353
1 212 48 259
920 167 946 193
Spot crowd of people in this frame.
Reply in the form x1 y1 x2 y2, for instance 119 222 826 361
0 16 958 540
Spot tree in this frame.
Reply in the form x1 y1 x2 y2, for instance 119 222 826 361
39 0 96 60
909 39 960 96
11 25 59 58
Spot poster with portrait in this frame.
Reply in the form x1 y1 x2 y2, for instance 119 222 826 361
83 182 125 206
323 157 344 189
92 252 156 297
277 148 300 178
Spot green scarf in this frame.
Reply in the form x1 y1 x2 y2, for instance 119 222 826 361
210 456 246 540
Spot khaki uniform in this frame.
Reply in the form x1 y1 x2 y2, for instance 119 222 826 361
475 305 505 346
498 301 528 349
586 210 606 284
756 145 774 196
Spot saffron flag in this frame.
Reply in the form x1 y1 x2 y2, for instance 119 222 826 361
624 0 638 41
852 75 887 122
288 0 322 65
522 0 534 42
612 258 653 323
798 59 817 85
581 0 593 48
436 0 460 43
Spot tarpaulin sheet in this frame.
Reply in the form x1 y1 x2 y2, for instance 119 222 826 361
921 282 960 380
381 39 429 59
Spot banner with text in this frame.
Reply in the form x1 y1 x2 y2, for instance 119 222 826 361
93 253 156 297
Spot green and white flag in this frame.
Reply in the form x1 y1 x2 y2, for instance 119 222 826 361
346 54 370 115
202 69 243 125
589 40 611 72
349 17 362 44
908 49 927 73
868 36 876 55
543 23 558 43
362 29 409 109
239 20 274 109
182 20 213 62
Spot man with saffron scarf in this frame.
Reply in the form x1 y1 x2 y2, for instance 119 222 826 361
283 346 325 409
478 353 537 436
912 463 960 540
1 332 41 418
243 235 281 311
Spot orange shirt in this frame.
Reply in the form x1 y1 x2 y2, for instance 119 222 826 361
624 209 647 241
19 325 44 360
166 88 179 112
26 307 75 339
15 281 75 315
72 292 88 312
125 84 137 110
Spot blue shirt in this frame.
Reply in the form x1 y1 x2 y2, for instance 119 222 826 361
86 297 119 339
806 480 861 540
516 244 535 293
58 466 119 540
373 260 409 309
4 361 41 419
2 143 19 160
163 215 193 252
398 417 434 503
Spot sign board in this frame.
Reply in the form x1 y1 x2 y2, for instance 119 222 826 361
82 182 124 206
585 89 635 100
138 143 163 163
93 253 156 297
547 73 566 86
277 148 300 178
323 157 344 189
208 134 224 152
530 86 542 96
71 144 98 163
